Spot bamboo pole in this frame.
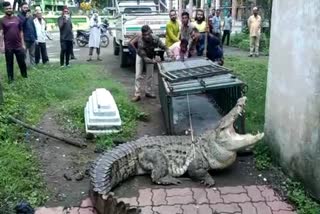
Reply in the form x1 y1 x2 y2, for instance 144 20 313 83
204 2 209 58
7 116 87 148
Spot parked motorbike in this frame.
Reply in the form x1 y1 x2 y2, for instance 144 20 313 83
76 22 110 48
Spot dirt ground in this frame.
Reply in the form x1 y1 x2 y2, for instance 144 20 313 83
31 37 272 207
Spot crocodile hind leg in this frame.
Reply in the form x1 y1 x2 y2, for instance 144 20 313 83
138 149 181 185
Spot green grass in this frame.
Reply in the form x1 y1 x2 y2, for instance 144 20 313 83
0 59 140 213
224 56 320 214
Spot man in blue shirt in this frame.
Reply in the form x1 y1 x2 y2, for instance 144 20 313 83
189 28 224 65
211 9 221 41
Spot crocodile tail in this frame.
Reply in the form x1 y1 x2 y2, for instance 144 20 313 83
90 141 139 195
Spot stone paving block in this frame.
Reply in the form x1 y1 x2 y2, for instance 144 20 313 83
140 206 153 214
166 195 194 205
35 207 64 214
219 186 246 194
239 202 257 214
253 202 273 214
166 188 192 197
118 197 139 206
192 188 209 204
222 193 251 203
80 197 94 207
152 189 167 206
267 201 294 211
153 205 183 214
78 207 97 214
257 185 281 202
181 204 198 214
206 188 223 204
211 203 241 213
245 185 265 202
138 188 153 206
197 204 214 214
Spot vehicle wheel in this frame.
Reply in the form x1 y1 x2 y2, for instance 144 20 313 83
100 35 109 48
113 38 119 56
76 35 87 47
119 43 128 68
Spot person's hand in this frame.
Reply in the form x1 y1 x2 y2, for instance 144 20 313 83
22 44 26 50
154 56 161 63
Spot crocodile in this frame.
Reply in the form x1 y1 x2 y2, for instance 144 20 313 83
90 96 264 196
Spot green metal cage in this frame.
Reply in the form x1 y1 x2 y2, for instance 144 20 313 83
158 58 247 136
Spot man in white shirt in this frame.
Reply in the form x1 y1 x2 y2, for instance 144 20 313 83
34 9 49 64
222 10 232 46
247 7 262 57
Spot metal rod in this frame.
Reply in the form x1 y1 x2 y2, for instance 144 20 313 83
186 93 195 143
7 115 87 148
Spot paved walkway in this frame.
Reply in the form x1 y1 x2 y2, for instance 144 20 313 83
35 185 296 214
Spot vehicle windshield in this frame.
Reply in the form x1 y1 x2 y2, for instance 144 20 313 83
122 7 152 13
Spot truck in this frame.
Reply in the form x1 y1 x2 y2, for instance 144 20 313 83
112 0 170 67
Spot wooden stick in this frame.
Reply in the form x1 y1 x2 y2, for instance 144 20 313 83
204 3 209 58
8 115 87 148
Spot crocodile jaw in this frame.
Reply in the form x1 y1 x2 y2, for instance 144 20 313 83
215 96 264 151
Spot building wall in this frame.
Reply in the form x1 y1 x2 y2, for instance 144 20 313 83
264 0 320 199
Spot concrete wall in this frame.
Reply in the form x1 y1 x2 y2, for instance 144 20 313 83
264 0 320 199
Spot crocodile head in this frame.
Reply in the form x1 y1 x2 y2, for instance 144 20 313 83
214 96 264 151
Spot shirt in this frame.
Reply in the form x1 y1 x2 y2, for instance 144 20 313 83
18 12 37 42
212 16 221 33
0 15 23 50
34 18 47 43
137 35 168 64
247 15 262 37
223 16 232 31
168 41 188 60
58 15 74 41
165 20 180 47
192 21 206 33
180 23 193 41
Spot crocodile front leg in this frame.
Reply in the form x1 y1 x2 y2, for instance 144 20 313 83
187 155 215 187
138 149 181 185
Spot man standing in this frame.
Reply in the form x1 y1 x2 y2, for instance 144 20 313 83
0 1 27 83
165 9 180 48
247 7 262 57
87 11 102 61
211 9 222 41
222 10 232 46
132 25 172 102
58 6 73 67
18 2 37 67
180 11 193 43
34 9 49 64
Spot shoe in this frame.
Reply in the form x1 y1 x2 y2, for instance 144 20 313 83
255 53 260 57
71 56 76 60
87 58 92 62
248 54 253 57
145 93 156 99
97 58 102 61
131 96 141 102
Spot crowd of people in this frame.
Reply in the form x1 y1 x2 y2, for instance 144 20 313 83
129 9 233 102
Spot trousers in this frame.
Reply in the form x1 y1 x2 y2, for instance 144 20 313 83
134 54 154 97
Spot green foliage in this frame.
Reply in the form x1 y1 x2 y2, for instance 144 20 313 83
225 56 320 213
230 32 270 54
0 60 139 212
224 56 272 169
284 179 320 214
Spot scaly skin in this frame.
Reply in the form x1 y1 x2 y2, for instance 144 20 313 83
90 96 264 195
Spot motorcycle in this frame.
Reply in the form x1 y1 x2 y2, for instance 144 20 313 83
76 22 110 48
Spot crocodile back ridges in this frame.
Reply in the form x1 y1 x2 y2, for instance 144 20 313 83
90 135 193 195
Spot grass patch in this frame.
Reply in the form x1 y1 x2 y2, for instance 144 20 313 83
0 59 140 213
224 56 320 213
